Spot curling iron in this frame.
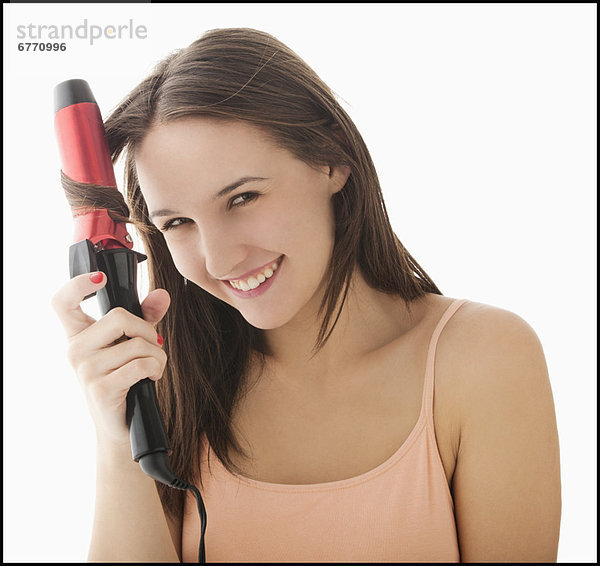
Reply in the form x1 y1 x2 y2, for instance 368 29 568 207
53 79 206 561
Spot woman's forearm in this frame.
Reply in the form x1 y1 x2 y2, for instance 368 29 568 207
88 441 180 563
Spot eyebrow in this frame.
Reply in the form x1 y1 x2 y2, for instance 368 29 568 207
149 176 268 220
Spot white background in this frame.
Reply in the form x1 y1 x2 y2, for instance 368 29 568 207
3 3 596 563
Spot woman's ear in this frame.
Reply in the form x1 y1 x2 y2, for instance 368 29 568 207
327 123 351 194
328 164 351 195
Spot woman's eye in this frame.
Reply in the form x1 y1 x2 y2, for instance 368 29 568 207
160 193 259 231
161 217 190 232
229 192 259 208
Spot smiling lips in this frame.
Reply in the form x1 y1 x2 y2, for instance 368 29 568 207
227 256 283 291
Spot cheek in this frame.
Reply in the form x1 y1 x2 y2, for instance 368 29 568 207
267 189 335 246
163 239 200 279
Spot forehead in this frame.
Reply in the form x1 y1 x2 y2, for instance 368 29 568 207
134 117 285 198
135 117 278 166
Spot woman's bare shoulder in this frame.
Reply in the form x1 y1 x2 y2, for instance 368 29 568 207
437 297 545 365
413 294 542 343
434 296 551 426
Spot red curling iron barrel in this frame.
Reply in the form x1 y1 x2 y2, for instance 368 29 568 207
54 79 117 188
54 79 131 251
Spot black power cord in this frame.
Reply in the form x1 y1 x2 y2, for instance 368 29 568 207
187 484 207 563
170 478 207 563
167 478 207 563
139 453 207 562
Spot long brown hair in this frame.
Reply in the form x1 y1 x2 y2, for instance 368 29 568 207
62 27 441 521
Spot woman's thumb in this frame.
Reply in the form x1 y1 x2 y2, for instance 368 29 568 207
140 288 171 325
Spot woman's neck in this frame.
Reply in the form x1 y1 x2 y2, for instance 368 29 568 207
261 269 427 387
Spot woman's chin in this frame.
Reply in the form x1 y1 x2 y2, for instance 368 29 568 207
243 314 287 331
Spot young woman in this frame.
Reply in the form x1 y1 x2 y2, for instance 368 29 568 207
52 28 561 563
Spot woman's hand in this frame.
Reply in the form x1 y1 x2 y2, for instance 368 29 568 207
51 271 171 450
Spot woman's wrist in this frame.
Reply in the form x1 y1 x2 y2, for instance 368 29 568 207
95 435 139 471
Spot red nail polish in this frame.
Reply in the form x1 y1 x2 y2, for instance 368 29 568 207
157 334 164 345
89 272 103 284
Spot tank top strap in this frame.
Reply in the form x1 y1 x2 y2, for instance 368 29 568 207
422 298 469 420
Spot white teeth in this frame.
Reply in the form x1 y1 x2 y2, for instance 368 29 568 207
229 257 281 291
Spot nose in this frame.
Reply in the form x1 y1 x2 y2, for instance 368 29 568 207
198 223 247 280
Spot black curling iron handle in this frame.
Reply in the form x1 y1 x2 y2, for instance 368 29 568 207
70 240 204 560
94 248 172 464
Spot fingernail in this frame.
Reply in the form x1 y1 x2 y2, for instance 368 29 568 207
89 272 104 284
157 334 164 346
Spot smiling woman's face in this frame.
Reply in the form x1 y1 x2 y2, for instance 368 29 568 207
135 117 350 330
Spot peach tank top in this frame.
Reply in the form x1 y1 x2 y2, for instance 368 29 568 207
182 299 467 563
